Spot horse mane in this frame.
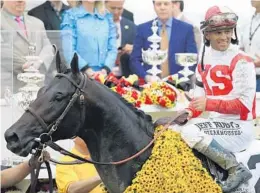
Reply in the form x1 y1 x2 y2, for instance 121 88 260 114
110 87 153 123
62 70 154 124
93 79 153 124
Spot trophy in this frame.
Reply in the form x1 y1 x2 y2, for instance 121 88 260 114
5 42 45 110
142 20 168 78
175 53 197 82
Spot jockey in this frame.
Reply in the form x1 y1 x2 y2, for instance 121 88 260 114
174 6 256 192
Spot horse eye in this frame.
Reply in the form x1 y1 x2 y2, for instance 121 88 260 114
55 92 65 101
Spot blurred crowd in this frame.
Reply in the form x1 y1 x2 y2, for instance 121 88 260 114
1 0 259 95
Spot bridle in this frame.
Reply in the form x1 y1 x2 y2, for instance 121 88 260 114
26 72 186 193
26 72 87 193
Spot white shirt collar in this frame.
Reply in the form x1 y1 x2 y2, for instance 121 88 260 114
176 12 183 20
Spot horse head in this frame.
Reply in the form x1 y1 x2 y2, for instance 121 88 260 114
5 53 155 193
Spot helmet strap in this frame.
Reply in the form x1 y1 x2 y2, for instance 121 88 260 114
231 28 239 45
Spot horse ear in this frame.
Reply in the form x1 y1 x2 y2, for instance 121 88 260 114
55 50 67 74
71 53 80 75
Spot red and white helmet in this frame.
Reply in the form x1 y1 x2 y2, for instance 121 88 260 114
200 6 238 32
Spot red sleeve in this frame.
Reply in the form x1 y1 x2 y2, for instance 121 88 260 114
206 98 250 115
186 99 203 118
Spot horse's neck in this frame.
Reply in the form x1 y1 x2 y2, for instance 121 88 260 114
86 110 152 153
80 108 154 193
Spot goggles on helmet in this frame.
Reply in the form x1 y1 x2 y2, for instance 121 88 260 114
201 13 238 32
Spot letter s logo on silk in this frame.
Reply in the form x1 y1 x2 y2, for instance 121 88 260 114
201 65 233 96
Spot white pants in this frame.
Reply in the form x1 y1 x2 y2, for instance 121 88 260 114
171 118 254 153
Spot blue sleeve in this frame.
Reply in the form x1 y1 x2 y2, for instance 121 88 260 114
60 10 88 70
104 13 117 70
130 25 147 78
185 25 198 71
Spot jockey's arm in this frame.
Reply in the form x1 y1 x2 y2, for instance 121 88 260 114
205 59 256 116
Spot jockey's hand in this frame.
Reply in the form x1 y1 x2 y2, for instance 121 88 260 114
190 96 207 111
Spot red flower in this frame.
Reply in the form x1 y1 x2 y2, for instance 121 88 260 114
166 94 176 102
158 96 167 107
116 85 126 95
145 95 153 104
135 101 142 108
131 91 139 100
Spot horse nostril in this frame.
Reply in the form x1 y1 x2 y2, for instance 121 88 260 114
5 132 20 144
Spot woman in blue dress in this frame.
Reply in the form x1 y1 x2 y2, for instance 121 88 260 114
61 0 117 78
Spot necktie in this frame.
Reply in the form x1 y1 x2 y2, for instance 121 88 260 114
15 16 27 37
160 24 169 78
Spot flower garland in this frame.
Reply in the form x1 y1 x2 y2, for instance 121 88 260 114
110 82 178 108
111 81 177 108
139 82 177 108
94 73 177 108
102 126 221 193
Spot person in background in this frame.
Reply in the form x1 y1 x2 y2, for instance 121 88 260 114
130 0 197 83
28 0 69 31
240 0 260 92
122 8 134 23
67 0 77 8
105 0 136 77
28 0 70 78
61 0 117 78
1 0 54 94
171 0 202 52
1 151 50 189
56 137 102 193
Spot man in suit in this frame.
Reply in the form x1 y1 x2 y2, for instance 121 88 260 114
172 0 202 52
1 0 54 95
106 0 136 77
28 0 69 31
28 0 69 78
122 9 134 23
130 0 197 83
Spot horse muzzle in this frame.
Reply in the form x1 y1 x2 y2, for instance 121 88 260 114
5 128 36 157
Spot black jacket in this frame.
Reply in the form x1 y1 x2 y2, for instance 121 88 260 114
28 1 69 30
120 17 136 47
122 9 134 23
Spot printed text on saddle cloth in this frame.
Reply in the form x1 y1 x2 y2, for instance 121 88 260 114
195 121 242 136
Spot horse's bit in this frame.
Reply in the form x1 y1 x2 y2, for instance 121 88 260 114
25 72 186 193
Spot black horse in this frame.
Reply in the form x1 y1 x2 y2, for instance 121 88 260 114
4 54 225 193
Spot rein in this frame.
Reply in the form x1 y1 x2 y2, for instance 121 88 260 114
27 72 186 192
